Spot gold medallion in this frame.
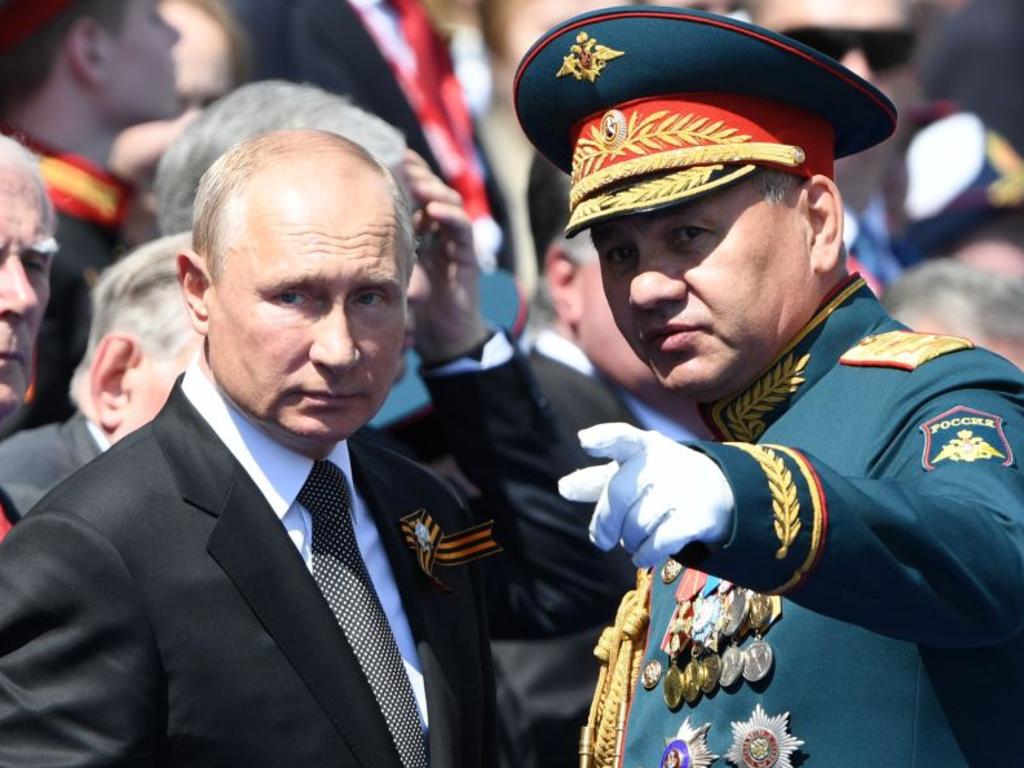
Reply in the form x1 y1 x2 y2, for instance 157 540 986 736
700 653 721 694
682 658 702 705
670 632 682 656
642 659 663 691
746 593 772 632
664 662 684 711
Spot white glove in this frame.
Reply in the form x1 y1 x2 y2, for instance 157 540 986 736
558 422 735 568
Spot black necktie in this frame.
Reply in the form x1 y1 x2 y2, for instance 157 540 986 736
299 460 428 767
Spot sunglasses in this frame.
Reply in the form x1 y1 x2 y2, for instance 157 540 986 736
782 27 916 73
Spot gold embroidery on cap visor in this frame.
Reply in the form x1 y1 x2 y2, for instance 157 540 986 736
566 108 806 235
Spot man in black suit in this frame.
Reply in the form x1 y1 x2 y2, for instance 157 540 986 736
0 134 55 541
0 128 496 766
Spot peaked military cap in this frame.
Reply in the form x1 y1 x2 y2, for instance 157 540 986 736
0 0 76 54
514 6 898 235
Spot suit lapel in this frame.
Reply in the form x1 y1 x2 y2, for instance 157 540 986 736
350 444 460 768
154 387 401 768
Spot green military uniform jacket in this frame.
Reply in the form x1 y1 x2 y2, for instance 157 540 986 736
622 276 1024 767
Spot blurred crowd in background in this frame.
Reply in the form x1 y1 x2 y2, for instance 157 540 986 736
0 0 1022 766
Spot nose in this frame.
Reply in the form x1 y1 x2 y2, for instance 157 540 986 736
0 252 40 319
629 258 688 312
309 305 360 370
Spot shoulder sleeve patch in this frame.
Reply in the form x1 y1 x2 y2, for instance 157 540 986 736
839 330 973 371
919 405 1014 471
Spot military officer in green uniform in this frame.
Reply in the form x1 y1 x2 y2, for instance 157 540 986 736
514 7 1024 767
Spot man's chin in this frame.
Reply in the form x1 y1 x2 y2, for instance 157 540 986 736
650 360 733 403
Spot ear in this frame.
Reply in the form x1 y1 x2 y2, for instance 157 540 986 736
178 249 212 336
63 16 116 88
544 246 584 327
88 333 142 438
803 174 845 277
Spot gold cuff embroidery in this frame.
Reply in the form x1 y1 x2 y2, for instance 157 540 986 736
728 443 800 560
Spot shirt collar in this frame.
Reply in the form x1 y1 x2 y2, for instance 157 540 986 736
180 357 353 519
533 329 596 377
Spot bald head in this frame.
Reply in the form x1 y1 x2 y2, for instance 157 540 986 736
192 128 414 279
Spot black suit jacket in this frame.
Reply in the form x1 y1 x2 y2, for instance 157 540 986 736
0 386 495 767
0 411 103 519
425 350 639 768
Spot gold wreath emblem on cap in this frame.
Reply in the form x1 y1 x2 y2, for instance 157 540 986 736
556 31 624 83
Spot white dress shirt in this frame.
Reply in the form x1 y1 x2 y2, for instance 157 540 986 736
181 360 429 730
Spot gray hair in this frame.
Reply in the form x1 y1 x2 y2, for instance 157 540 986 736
69 232 195 406
155 80 407 236
192 129 414 279
883 259 1024 348
0 134 55 236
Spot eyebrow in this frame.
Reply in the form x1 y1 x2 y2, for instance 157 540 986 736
1 236 59 257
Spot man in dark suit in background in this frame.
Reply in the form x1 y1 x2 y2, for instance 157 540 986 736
0 129 496 766
0 134 55 541
229 0 510 271
0 232 201 518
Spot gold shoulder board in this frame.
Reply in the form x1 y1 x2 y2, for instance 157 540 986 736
840 330 973 371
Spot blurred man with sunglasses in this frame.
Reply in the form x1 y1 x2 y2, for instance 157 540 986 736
752 0 918 290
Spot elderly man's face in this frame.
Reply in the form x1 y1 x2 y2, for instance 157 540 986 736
591 177 821 402
0 171 51 423
201 155 408 458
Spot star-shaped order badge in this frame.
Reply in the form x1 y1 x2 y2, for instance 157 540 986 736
659 718 717 768
400 509 501 590
725 704 803 768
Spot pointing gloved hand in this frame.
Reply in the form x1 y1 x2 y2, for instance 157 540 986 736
558 422 735 568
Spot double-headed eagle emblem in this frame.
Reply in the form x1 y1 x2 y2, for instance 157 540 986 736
556 31 624 83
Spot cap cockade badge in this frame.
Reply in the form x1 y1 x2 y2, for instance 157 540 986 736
556 31 624 83
725 704 803 768
400 509 501 590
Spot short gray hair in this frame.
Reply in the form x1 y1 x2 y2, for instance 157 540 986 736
0 134 55 236
883 259 1024 348
192 129 414 279
155 80 407 236
69 232 195 406
755 167 804 204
